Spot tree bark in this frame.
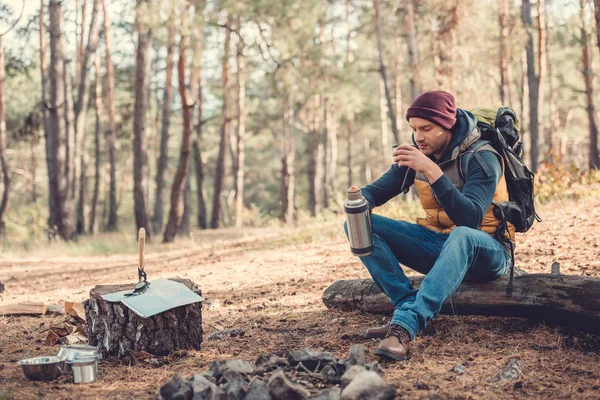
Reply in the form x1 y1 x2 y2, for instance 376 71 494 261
378 77 389 166
373 0 399 144
151 7 176 235
84 278 203 358
394 25 403 137
75 0 87 86
323 99 337 209
101 0 118 231
546 4 558 150
322 274 600 334
403 0 421 100
193 80 207 230
163 7 196 243
0 36 10 237
210 22 232 229
498 0 512 105
280 94 295 224
582 0 600 169
75 0 101 234
308 91 324 217
89 51 103 234
521 0 539 172
362 137 372 185
178 168 191 236
347 117 354 189
133 0 153 238
234 26 246 229
48 0 76 240
40 0 55 229
536 0 546 156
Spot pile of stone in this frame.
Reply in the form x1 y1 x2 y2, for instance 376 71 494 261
158 345 397 400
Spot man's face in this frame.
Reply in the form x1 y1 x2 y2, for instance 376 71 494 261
408 117 452 160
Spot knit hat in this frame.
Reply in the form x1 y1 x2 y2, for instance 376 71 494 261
405 91 457 130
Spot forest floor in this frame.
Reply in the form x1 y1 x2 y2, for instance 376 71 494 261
1 195 599 400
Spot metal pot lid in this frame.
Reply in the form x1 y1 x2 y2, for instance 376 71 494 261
70 357 97 366
17 356 66 365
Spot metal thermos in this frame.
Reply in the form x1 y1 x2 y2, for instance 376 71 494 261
344 186 374 256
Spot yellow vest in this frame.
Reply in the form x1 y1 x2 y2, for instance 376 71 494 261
413 129 516 244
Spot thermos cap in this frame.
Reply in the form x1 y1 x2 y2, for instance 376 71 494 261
347 186 362 201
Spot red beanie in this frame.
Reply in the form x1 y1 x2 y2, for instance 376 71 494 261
405 91 457 130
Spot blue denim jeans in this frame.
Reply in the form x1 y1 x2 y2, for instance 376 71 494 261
344 214 510 340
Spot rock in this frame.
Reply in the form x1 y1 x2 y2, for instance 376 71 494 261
340 365 366 390
341 370 396 400
414 382 429 390
189 375 222 400
207 329 245 341
245 379 271 400
268 370 311 400
320 364 339 384
159 374 191 400
343 345 365 367
221 369 244 385
196 372 217 384
255 354 290 369
208 360 254 380
364 362 382 376
450 364 466 375
310 387 342 400
222 378 247 400
491 357 522 382
287 349 335 372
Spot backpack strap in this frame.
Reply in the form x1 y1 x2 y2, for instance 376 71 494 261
457 139 497 182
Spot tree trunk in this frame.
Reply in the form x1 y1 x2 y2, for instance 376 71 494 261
308 91 324 217
347 117 354 189
40 0 55 229
178 168 191 236
0 36 10 237
48 0 76 240
362 137 372 185
280 94 295 224
394 25 403 137
546 4 558 150
193 81 207 229
89 51 102 234
133 0 153 238
234 26 246 229
498 0 512 105
403 0 421 100
151 8 175 235
64 57 76 201
536 0 546 156
75 0 87 86
373 0 399 144
322 274 600 334
101 0 118 231
521 0 539 173
378 77 389 166
582 0 600 169
75 0 101 234
84 278 203 358
210 22 231 229
323 99 337 209
163 10 196 243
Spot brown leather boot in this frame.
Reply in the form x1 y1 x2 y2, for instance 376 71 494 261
374 324 411 361
364 322 390 339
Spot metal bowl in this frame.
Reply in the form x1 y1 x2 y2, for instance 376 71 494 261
57 344 100 374
17 356 66 381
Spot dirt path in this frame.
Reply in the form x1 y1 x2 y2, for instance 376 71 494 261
1 197 599 399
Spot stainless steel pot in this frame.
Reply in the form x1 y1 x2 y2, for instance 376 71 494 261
71 357 98 384
57 344 100 373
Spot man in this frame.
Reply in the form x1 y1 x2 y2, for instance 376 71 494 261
345 91 514 361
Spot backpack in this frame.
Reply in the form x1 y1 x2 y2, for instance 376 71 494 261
460 107 541 294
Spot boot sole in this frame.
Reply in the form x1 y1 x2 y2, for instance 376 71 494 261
364 333 386 340
374 348 408 361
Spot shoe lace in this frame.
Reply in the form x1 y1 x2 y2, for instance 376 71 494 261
385 324 410 343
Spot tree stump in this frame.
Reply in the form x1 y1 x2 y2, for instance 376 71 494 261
83 278 202 358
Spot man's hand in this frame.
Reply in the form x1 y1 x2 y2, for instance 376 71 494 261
393 144 443 183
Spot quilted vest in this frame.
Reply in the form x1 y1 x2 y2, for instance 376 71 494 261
413 129 516 244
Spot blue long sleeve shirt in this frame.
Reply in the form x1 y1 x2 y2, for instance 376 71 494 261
361 151 502 230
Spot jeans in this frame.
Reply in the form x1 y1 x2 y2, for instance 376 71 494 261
344 214 510 340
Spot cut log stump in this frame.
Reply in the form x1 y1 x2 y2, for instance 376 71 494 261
322 273 600 334
84 278 202 358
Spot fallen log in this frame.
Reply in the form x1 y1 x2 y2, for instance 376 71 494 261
84 278 203 358
322 272 600 334
0 302 47 316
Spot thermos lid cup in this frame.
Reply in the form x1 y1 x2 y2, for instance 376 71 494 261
347 186 362 201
